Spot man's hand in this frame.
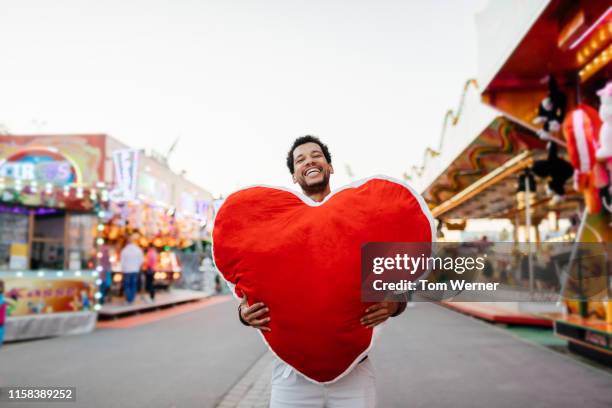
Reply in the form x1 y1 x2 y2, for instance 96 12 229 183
239 296 271 332
360 301 399 328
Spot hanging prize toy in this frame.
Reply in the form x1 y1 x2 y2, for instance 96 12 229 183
595 82 612 214
533 76 567 140
532 142 574 204
562 104 602 213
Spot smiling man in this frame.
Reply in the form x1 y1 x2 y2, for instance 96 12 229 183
289 135 334 202
238 135 407 408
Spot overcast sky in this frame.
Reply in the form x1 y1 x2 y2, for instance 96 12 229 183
0 0 486 197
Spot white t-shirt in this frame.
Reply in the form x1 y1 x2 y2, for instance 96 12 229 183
119 244 144 273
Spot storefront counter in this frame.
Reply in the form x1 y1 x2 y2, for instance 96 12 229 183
0 269 99 341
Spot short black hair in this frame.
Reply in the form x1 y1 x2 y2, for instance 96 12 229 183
286 135 332 174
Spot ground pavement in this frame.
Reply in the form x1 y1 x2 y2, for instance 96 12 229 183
1 298 611 407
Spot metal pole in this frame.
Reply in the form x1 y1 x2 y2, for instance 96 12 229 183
525 176 534 299
514 212 520 283
557 207 588 305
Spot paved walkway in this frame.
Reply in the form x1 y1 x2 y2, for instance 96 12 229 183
216 352 274 408
216 303 612 408
2 300 611 407
0 296 267 408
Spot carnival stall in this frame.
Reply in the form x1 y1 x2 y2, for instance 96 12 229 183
409 5 612 359
0 134 215 339
102 143 213 295
103 200 193 291
475 0 611 361
0 135 109 341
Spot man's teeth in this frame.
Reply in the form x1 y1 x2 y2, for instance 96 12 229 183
306 169 320 176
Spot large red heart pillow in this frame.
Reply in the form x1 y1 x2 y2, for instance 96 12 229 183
212 176 434 383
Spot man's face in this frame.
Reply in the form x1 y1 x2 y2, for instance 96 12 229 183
292 142 333 194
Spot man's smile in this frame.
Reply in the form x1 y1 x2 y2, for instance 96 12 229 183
304 167 322 178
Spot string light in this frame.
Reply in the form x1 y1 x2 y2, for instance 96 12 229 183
92 199 107 314
577 27 612 82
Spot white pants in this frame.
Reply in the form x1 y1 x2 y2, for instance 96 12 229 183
269 358 376 408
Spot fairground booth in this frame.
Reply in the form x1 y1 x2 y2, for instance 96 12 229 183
478 0 611 362
0 134 213 341
412 0 611 364
0 135 109 341
410 79 566 322
102 147 214 293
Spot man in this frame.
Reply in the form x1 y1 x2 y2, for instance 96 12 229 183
238 135 407 408
98 243 113 304
120 233 144 305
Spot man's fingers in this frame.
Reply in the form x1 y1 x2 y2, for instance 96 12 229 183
365 317 388 328
248 307 269 320
249 317 271 326
244 302 266 316
363 314 390 327
365 301 396 313
365 303 383 313
361 308 388 323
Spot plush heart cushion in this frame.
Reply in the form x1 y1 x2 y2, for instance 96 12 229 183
212 177 434 383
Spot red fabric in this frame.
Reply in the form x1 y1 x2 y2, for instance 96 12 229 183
212 178 433 383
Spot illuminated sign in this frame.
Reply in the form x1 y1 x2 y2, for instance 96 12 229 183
0 149 77 185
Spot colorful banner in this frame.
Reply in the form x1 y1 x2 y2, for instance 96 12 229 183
112 149 140 202
0 272 97 316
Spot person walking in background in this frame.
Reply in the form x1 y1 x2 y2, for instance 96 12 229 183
120 234 144 305
0 280 6 347
144 246 158 303
99 244 113 304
